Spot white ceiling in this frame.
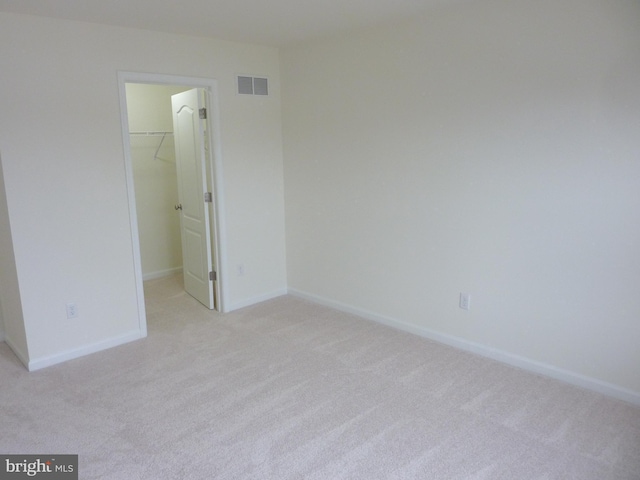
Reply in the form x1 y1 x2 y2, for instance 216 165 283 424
0 0 459 47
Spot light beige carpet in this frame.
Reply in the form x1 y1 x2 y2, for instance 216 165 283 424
1 274 639 479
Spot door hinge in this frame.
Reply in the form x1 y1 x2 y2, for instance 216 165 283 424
204 192 213 203
199 108 207 119
209 271 217 281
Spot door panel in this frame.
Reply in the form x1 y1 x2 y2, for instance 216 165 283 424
172 88 214 309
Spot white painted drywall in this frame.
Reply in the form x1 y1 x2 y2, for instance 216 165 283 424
282 0 640 396
0 13 287 367
126 84 186 280
0 296 3 342
0 296 4 343
0 153 28 359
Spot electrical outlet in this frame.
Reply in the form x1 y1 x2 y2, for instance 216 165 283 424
459 293 471 311
66 303 78 319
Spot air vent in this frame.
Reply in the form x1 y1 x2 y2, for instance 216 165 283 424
237 76 269 96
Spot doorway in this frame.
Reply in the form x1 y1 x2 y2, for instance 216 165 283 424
118 72 227 333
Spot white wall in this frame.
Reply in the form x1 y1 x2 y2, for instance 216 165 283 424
0 153 28 358
0 13 287 368
126 84 186 279
282 0 640 400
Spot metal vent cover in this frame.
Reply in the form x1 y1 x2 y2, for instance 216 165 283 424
237 76 268 96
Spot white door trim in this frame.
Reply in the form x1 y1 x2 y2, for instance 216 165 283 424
117 72 228 331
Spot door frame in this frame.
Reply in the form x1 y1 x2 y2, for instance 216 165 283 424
117 71 228 332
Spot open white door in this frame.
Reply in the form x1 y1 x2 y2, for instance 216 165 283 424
172 88 214 309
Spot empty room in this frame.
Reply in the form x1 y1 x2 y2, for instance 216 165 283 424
1 0 639 478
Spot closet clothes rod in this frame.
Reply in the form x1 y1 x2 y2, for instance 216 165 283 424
129 131 174 163
129 131 173 136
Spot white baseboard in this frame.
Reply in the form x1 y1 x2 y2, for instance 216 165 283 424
27 330 146 371
226 288 288 312
143 267 182 281
288 288 640 407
